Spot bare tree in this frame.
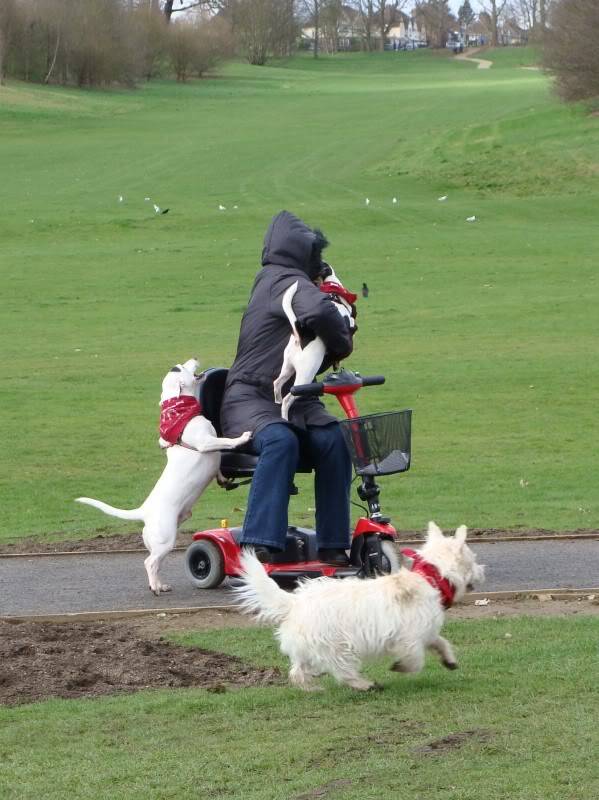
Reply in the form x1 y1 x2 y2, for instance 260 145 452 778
413 0 453 48
162 1 213 23
232 0 295 64
477 0 507 45
303 0 321 56
357 0 375 50
131 2 169 79
511 0 539 30
374 0 409 51
320 0 344 53
0 0 20 85
543 0 599 102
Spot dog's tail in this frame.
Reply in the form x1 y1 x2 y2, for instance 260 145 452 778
75 497 144 521
282 281 300 341
234 550 294 625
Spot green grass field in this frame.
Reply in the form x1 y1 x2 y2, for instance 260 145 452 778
1 616 598 800
1 48 598 545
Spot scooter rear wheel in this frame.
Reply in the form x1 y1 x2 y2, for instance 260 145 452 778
185 540 225 589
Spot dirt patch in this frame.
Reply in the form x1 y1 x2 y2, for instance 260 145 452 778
0 618 280 706
2 597 597 707
414 728 492 756
455 594 599 619
0 530 196 554
2 527 598 555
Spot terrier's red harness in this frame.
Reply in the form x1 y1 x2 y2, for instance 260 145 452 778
401 548 456 609
159 395 202 446
319 281 358 307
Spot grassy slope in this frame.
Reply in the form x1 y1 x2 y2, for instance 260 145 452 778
1 616 598 799
1 48 598 543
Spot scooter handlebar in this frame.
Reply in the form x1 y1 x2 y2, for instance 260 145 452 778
289 375 385 396
290 382 325 397
360 375 386 387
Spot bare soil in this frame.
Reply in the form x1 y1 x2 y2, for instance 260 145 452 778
2 527 597 555
2 599 597 708
0 612 280 707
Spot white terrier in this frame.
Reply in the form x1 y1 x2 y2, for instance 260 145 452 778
273 269 356 421
76 358 251 595
236 522 484 691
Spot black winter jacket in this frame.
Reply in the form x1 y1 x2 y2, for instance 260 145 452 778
220 211 354 437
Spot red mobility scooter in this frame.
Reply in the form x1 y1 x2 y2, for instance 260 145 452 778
184 367 412 589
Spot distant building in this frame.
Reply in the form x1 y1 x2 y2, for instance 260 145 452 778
301 7 427 53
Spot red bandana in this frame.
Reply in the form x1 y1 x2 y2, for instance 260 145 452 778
319 281 358 306
159 395 202 445
401 548 456 609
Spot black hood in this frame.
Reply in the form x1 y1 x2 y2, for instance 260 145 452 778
261 210 328 278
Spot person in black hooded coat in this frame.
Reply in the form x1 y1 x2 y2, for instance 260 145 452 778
220 211 354 563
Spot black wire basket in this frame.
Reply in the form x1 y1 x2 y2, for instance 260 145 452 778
339 410 412 476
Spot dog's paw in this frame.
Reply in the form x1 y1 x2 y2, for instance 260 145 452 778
345 678 376 691
158 583 172 594
239 431 252 443
442 660 459 671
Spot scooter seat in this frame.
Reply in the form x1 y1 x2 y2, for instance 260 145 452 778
199 367 312 480
219 450 259 479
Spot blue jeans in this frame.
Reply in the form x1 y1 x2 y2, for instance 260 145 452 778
241 422 352 551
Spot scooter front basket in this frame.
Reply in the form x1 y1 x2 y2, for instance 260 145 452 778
339 410 412 476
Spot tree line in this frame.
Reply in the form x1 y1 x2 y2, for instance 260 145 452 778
0 0 597 104
0 0 296 86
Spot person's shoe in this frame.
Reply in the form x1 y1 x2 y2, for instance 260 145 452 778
317 548 350 566
241 544 273 563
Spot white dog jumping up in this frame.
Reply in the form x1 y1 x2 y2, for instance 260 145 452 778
273 268 357 420
236 522 484 691
76 358 251 595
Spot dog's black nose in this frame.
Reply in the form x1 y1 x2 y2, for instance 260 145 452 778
170 366 181 372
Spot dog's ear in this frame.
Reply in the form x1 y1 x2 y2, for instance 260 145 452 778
426 521 445 542
454 525 468 547
181 358 199 374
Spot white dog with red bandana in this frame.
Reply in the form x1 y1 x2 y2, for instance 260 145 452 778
274 267 357 421
236 522 484 691
76 359 251 595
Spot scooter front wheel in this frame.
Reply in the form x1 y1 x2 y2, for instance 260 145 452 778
185 540 225 589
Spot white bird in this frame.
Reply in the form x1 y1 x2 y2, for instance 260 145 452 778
219 204 226 211
118 195 124 203
365 198 370 206
466 215 477 222
233 205 238 209
144 197 151 201
438 195 448 201
153 204 161 214
392 197 398 204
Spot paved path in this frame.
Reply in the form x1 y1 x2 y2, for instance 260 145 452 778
1 540 597 617
454 49 493 69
